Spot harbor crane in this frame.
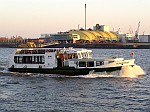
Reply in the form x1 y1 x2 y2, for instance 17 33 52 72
134 21 140 41
129 25 134 35
117 28 120 34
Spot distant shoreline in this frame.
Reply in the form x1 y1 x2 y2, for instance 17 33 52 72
0 43 150 49
43 43 150 49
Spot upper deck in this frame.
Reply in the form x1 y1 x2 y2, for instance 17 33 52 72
15 48 61 54
15 48 93 59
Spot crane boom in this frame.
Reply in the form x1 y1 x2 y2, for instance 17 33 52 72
135 21 140 40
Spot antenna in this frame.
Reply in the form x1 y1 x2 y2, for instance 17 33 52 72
143 31 145 35
78 24 80 30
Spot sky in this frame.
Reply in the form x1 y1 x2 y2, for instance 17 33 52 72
0 0 150 38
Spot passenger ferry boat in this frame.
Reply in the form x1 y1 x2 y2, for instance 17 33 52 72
8 48 136 76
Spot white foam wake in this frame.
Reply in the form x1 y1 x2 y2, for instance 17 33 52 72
120 65 145 78
80 65 145 78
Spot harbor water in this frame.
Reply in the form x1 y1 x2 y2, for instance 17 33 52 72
0 48 149 112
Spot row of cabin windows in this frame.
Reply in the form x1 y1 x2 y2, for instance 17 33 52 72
78 52 92 59
67 54 78 59
16 49 60 54
78 61 104 67
14 56 45 64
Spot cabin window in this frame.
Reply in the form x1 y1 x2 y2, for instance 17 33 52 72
74 54 78 58
36 56 39 63
25 50 32 54
38 50 45 54
85 52 88 58
81 53 85 58
87 61 94 67
40 56 44 64
46 49 54 52
18 56 23 63
96 61 104 66
42 56 45 64
32 56 37 63
81 53 83 58
79 61 86 67
89 52 92 58
68 54 71 59
67 54 77 59
22 56 32 63
78 53 82 59
14 56 17 63
20 50 25 54
109 61 114 63
32 50 38 54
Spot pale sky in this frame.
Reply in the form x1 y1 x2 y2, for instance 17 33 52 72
0 0 150 38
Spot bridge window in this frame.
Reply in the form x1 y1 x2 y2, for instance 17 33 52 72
79 61 86 67
96 61 104 66
87 61 94 67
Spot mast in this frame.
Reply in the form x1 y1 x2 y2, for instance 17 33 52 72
85 4 86 30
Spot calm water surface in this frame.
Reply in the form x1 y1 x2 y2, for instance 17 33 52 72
0 48 149 112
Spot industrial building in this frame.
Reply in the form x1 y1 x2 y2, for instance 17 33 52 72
41 24 118 44
69 30 118 43
139 35 150 43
